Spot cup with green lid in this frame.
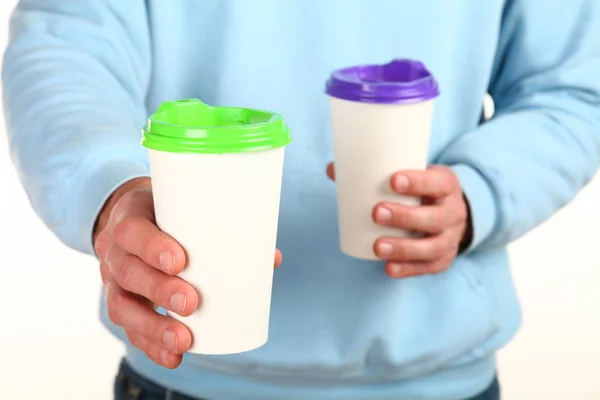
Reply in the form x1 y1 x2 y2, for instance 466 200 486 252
141 99 291 355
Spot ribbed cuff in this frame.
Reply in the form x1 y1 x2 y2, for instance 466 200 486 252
64 156 150 255
451 164 498 253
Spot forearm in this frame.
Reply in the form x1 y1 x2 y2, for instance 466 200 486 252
437 0 600 253
3 0 152 255
444 103 600 252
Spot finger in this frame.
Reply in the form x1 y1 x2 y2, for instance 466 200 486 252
112 215 186 275
99 261 111 285
391 165 460 198
105 281 193 354
126 330 182 369
373 201 466 234
374 233 458 262
99 243 121 284
274 249 283 268
94 230 113 261
106 246 199 316
385 254 456 278
326 162 335 181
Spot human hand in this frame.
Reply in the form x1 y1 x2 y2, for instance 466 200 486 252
327 163 471 278
94 177 283 369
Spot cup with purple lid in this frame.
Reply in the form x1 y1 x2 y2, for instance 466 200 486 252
325 59 440 260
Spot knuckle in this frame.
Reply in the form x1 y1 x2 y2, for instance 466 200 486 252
145 277 160 303
440 178 454 195
134 315 155 339
395 208 412 228
412 177 425 193
117 191 137 208
436 168 456 194
443 236 456 254
113 254 138 289
110 199 132 224
435 174 452 195
99 262 111 283
431 210 447 231
125 329 138 344
434 239 450 259
128 187 151 203
433 245 446 260
391 241 407 259
127 331 147 351
113 217 136 245
149 322 168 342
106 291 124 325
104 244 117 269
135 315 155 338
94 232 110 257
449 242 460 258
145 232 164 256
402 243 416 260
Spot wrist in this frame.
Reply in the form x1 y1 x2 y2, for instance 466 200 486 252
93 177 151 241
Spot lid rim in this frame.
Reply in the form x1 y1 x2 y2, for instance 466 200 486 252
327 91 438 104
141 99 291 154
325 59 440 104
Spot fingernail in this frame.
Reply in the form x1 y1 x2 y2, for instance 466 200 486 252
160 252 175 272
161 349 170 366
170 292 187 314
375 206 392 222
394 174 409 192
377 241 394 257
389 263 402 276
163 329 178 352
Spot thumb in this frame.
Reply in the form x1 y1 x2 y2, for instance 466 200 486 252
94 177 152 241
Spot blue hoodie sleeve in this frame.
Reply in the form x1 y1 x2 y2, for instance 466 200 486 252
438 0 600 253
2 0 151 255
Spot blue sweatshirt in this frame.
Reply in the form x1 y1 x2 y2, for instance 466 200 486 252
4 1 600 399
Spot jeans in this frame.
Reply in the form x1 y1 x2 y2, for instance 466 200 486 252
114 360 500 400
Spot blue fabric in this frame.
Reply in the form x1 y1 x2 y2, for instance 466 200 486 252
114 360 500 400
4 1 600 399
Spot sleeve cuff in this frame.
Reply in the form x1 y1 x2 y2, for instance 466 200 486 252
65 156 150 256
451 164 498 253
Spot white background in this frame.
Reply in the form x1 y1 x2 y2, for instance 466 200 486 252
1 1 599 399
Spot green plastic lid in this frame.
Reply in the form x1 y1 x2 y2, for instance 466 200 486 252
141 99 291 154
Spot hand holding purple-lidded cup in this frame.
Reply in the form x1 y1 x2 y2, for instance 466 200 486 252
325 59 440 260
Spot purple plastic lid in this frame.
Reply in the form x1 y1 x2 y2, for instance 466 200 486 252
325 59 439 104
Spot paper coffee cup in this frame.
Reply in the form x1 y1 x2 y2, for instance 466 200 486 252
141 99 291 354
325 59 440 260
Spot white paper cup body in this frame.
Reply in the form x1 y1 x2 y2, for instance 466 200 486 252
329 97 435 260
148 147 285 354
